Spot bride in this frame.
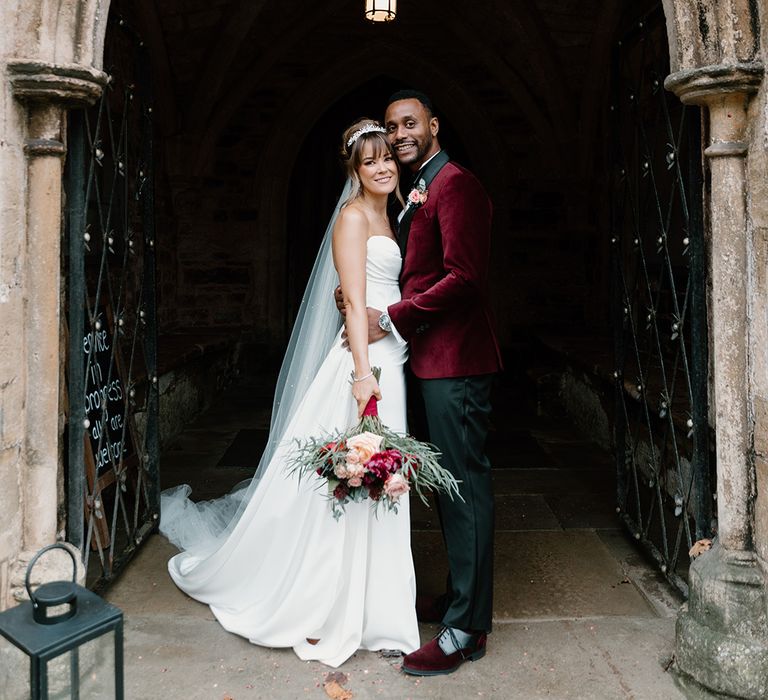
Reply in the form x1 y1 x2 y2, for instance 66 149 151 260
160 118 420 667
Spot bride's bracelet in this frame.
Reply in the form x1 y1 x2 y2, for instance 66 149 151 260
353 371 374 383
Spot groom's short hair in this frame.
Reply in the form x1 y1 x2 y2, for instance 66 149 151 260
386 89 435 117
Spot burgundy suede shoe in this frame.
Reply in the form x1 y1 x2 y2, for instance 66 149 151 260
415 594 448 624
401 629 487 676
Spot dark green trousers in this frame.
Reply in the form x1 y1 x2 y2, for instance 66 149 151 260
419 374 495 633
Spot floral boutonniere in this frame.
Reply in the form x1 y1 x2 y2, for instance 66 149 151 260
407 179 428 208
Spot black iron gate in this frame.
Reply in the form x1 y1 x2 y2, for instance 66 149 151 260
610 7 713 596
65 13 159 589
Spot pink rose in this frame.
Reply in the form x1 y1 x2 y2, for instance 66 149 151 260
348 476 363 487
347 462 366 479
408 188 428 206
384 473 410 501
347 432 384 463
334 463 349 479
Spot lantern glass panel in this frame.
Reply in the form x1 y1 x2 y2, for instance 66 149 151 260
0 638 28 699
1 632 118 699
38 650 78 699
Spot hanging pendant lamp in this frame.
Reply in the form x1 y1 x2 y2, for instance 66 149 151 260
365 0 397 22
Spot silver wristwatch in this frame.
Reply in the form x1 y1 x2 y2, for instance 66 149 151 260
378 312 392 333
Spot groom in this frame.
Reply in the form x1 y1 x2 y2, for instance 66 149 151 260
360 89 502 675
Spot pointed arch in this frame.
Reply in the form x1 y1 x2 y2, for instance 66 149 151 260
244 43 510 342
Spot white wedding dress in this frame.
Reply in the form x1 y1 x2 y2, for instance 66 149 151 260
161 235 419 667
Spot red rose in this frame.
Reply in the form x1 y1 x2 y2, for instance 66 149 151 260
333 482 350 500
318 442 333 457
367 463 387 481
366 449 402 478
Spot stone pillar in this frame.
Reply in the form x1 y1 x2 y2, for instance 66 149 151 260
666 62 768 699
5 61 105 596
20 103 67 550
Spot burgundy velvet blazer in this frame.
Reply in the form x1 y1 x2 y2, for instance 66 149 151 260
388 160 503 380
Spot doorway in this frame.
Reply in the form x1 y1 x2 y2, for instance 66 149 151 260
63 0 709 602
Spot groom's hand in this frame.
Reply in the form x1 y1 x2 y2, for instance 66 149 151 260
367 308 387 343
334 286 346 316
341 307 388 349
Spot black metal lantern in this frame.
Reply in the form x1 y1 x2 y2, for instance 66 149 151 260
365 0 397 22
0 544 124 699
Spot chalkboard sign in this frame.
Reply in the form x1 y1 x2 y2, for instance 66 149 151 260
82 306 136 478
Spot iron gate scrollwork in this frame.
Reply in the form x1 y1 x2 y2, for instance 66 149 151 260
65 13 159 589
610 6 714 596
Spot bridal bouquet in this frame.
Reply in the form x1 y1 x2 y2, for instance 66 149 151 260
287 369 461 519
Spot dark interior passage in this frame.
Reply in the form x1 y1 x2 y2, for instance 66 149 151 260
108 0 658 353
106 0 664 457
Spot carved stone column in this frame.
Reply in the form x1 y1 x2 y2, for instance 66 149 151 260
666 61 768 699
6 61 106 594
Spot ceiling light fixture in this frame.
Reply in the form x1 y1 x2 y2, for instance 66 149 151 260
365 0 397 23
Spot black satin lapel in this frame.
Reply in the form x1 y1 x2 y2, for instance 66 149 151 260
397 151 450 258
398 206 418 256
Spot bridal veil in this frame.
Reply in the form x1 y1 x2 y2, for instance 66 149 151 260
159 180 352 555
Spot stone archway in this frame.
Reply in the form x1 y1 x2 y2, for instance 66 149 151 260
245 46 509 344
2 1 767 696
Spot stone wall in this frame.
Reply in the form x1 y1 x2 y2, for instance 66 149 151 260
0 3 34 611
162 163 264 333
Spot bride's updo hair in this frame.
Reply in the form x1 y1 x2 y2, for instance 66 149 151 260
340 118 401 205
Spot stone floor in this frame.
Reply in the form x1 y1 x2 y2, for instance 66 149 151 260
105 367 693 699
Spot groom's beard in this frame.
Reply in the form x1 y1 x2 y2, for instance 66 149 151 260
395 137 433 176
398 156 430 198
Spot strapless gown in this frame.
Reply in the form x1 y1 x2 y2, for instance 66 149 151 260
162 235 419 667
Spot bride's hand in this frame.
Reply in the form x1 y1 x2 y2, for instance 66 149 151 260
352 375 382 417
